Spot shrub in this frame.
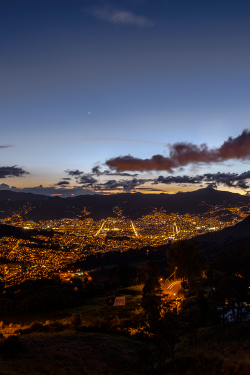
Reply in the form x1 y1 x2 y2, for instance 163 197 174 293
70 313 82 330
109 315 121 329
29 321 47 333
48 321 68 332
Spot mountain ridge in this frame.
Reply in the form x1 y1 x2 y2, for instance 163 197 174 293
0 188 249 221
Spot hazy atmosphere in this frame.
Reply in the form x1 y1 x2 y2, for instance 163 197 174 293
2 0 250 196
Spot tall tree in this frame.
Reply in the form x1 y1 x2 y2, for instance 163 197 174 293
167 240 207 287
141 291 180 366
209 246 250 323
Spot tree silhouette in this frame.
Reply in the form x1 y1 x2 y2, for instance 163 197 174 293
209 246 250 323
167 240 207 288
141 290 180 366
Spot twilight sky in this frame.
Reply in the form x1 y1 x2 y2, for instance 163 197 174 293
1 0 250 196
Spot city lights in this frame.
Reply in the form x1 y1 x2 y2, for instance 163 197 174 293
0 202 249 287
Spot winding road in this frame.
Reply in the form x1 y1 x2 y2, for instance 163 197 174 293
161 280 182 296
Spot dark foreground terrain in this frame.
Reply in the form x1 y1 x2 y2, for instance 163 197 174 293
0 281 250 375
0 332 146 375
1 320 250 375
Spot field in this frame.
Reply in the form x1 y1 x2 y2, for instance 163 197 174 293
0 285 144 327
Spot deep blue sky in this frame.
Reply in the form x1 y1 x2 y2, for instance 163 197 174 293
1 0 250 196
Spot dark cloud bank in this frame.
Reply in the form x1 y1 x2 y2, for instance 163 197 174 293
0 166 29 178
61 169 250 193
155 172 250 190
3 169 250 197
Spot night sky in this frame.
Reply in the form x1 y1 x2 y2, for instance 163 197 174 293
1 0 250 196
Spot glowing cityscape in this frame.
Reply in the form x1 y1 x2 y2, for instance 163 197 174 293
1 202 250 287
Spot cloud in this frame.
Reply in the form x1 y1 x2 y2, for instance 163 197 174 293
203 171 250 190
0 145 14 149
94 177 149 192
65 169 84 176
92 165 103 175
0 184 95 197
92 165 138 177
77 175 98 186
3 167 250 196
55 181 71 186
155 175 203 184
83 137 163 145
66 163 250 193
63 168 146 192
206 183 217 189
155 171 250 191
0 166 29 178
88 6 154 28
203 172 237 187
105 129 250 172
235 180 249 190
0 183 12 190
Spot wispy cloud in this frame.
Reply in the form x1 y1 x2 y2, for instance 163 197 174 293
82 137 163 145
92 165 138 176
87 7 154 28
0 145 14 149
55 181 71 186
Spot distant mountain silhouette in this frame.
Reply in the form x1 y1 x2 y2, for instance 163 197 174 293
0 190 47 201
0 188 249 221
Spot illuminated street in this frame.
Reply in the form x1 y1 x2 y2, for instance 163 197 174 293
162 280 183 296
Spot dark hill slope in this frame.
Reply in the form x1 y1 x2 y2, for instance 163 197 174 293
196 215 250 245
0 190 47 201
0 191 48 219
26 188 250 221
0 188 249 221
195 215 250 259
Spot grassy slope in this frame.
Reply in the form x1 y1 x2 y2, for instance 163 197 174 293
0 332 148 375
165 322 250 375
2 323 250 375
0 286 146 375
0 285 144 326
2 286 250 374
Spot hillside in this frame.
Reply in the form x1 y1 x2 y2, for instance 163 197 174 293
0 191 48 202
0 331 146 375
2 324 250 375
0 294 250 375
165 322 250 375
0 188 249 221
195 215 250 258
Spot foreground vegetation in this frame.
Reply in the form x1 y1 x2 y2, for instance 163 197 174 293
1 240 250 374
165 322 250 375
0 331 150 375
0 309 250 374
